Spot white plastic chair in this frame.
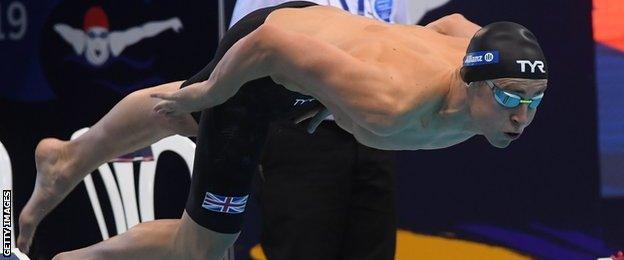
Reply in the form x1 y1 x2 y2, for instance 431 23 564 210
70 128 195 239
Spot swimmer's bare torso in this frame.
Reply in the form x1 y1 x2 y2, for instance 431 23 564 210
265 6 474 149
154 6 481 150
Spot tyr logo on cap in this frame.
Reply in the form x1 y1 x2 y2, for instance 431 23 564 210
516 60 546 73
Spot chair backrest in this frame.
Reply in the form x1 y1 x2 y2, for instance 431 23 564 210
70 128 195 240
70 128 235 260
0 141 15 250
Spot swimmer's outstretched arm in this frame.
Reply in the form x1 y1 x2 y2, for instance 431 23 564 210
153 24 414 136
151 25 279 115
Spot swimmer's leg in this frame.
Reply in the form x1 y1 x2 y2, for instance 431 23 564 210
52 219 181 260
41 1 315 257
51 81 269 260
22 12 262 254
18 81 199 253
51 83 263 260
52 213 237 260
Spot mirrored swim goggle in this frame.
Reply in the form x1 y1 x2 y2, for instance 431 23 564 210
485 80 544 109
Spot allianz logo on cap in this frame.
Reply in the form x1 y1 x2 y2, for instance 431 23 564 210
463 51 499 66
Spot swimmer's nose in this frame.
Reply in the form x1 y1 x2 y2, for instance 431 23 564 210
510 104 530 127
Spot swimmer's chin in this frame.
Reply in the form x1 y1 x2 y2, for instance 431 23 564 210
485 137 512 149
492 143 511 149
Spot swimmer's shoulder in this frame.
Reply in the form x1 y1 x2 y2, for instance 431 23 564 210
387 68 456 133
266 4 352 26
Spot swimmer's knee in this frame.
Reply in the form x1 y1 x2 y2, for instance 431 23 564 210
159 114 198 137
170 214 239 259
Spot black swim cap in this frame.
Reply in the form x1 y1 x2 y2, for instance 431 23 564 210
460 22 548 83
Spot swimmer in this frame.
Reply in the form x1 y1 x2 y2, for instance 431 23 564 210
19 2 548 259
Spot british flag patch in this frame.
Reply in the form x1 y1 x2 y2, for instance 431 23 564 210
201 192 249 214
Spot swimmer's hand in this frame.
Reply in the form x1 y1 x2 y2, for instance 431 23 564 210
292 102 332 134
306 107 331 134
151 82 209 116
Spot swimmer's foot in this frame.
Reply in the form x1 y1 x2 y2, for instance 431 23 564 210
18 138 82 254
